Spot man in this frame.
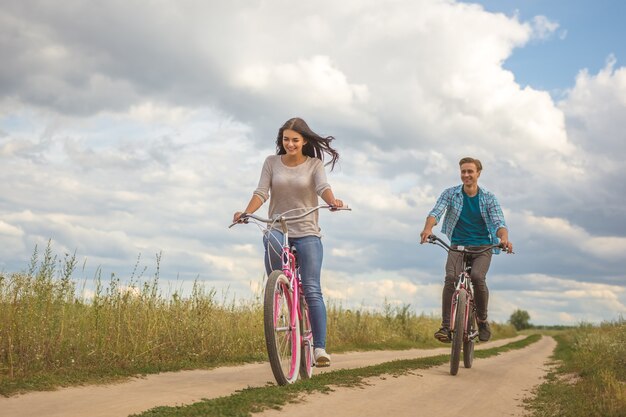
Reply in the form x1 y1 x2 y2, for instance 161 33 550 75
420 157 513 343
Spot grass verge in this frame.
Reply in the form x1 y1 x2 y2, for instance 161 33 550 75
525 320 625 417
131 334 541 417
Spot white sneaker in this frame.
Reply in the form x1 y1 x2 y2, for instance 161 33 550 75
314 348 331 367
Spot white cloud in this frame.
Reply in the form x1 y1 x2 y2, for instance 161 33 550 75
530 15 559 40
0 0 625 325
127 101 196 126
523 211 626 260
236 55 370 105
559 56 626 164
558 312 576 323
0 220 22 235
491 273 626 325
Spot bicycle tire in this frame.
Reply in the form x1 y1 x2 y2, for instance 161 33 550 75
299 296 314 379
264 270 301 385
450 289 467 375
463 303 475 368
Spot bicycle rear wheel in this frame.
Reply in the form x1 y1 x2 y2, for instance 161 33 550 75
450 290 467 376
463 303 476 368
299 296 314 379
264 270 301 385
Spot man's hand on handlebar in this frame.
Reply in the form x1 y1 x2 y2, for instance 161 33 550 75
499 239 514 254
419 229 433 244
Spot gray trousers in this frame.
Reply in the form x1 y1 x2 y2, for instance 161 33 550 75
441 248 492 327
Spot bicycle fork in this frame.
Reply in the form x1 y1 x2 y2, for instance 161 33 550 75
450 275 472 341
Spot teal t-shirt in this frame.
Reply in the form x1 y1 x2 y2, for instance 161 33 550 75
451 189 491 246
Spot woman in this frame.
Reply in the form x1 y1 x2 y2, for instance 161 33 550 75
233 117 343 367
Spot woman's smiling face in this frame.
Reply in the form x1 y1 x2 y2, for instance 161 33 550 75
282 129 306 156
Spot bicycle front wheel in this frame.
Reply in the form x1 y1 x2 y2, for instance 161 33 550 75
264 270 301 385
450 289 467 376
463 303 476 368
299 296 314 379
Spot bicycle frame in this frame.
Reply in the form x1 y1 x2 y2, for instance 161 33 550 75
426 234 506 375
449 258 477 342
230 204 350 384
271 216 307 379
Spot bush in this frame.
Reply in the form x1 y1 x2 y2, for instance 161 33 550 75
509 309 531 330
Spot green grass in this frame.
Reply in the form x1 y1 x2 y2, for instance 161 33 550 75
6 244 622 416
0 245 267 396
326 302 517 352
131 335 541 417
0 243 517 397
525 320 626 417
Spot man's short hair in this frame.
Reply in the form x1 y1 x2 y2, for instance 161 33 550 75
459 157 482 172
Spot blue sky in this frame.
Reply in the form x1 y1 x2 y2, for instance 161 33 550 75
469 0 626 93
1 0 625 326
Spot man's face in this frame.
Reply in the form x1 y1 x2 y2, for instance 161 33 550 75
460 162 481 187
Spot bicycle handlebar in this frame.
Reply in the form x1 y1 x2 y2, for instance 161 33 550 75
426 234 512 254
229 204 351 228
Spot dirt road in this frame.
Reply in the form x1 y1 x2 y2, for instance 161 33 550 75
0 335 554 417
260 336 556 417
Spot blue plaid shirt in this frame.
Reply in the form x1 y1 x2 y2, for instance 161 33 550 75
428 185 508 254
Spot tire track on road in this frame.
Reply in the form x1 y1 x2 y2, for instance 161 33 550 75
258 336 556 417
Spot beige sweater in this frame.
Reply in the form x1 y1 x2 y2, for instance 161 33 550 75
253 155 331 237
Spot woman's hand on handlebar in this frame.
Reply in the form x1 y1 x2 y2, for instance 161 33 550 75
329 199 344 211
321 189 344 211
232 211 248 224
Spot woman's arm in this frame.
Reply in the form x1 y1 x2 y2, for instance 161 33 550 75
233 195 264 223
233 157 271 223
321 188 343 208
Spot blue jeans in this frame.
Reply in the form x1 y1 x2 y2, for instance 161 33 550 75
263 230 327 349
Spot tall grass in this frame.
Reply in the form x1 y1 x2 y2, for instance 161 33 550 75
0 244 265 395
327 301 516 351
527 319 626 417
0 243 516 396
327 302 438 350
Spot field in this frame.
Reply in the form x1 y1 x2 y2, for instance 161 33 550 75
4 245 624 417
0 244 516 396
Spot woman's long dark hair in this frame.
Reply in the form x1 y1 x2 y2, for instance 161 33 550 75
275 117 339 171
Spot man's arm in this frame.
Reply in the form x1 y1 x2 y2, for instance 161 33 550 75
496 227 513 252
420 187 454 244
486 192 513 252
420 216 437 244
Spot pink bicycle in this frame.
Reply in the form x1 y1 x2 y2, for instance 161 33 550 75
230 204 349 385
426 234 511 375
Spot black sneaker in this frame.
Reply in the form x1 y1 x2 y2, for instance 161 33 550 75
478 321 491 342
434 327 451 343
